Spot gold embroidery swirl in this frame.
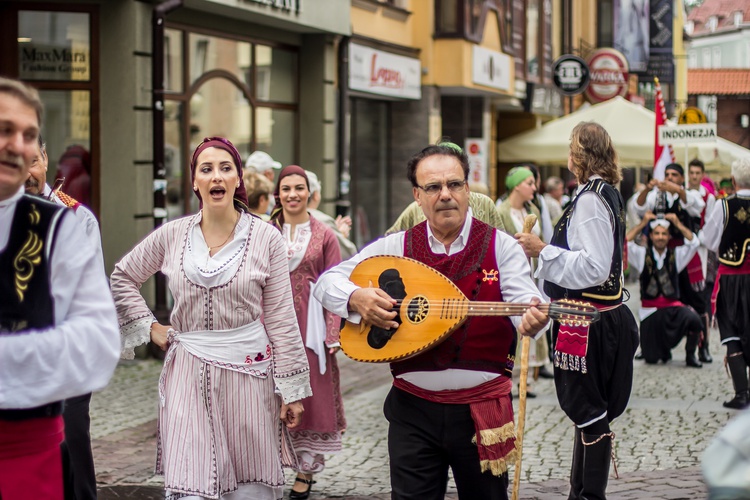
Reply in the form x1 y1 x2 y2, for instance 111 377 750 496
14 229 43 302
28 203 40 225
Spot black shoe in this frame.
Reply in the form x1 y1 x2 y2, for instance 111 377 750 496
723 391 750 410
537 366 554 379
686 354 703 368
699 346 713 363
289 476 316 500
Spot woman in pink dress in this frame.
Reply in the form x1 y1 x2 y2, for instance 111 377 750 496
269 165 346 499
111 137 311 500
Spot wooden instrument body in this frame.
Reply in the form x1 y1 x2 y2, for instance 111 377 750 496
341 256 471 363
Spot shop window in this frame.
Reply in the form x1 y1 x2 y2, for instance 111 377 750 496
165 25 298 217
38 89 91 207
164 28 183 94
435 0 461 35
597 0 614 48
188 33 251 85
18 11 90 81
255 45 297 104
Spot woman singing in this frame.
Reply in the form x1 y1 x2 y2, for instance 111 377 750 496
269 165 346 500
516 122 638 500
111 137 312 500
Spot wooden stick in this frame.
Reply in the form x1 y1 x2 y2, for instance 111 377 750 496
512 213 537 500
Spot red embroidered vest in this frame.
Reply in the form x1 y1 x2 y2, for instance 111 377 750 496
391 218 516 377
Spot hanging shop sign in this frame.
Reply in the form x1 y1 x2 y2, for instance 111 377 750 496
465 138 488 186
552 55 590 96
584 48 630 103
349 43 421 100
472 46 512 92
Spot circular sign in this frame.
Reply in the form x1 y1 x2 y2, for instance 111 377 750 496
552 55 590 96
584 48 629 103
679 107 707 124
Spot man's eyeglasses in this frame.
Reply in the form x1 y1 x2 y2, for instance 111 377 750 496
416 180 467 196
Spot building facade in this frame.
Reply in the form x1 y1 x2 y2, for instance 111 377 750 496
0 0 350 295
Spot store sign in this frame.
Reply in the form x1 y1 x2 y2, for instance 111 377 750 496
472 46 512 92
645 0 674 83
584 48 629 103
552 55 590 96
659 124 717 145
465 138 487 186
349 44 421 100
242 0 300 12
19 43 89 81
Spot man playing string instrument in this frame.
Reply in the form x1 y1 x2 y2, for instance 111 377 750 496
314 142 549 500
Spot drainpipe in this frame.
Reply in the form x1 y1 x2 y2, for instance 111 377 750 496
152 0 182 320
336 36 351 218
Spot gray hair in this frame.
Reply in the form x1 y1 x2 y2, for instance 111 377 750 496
731 156 750 189
544 176 563 192
306 170 321 196
0 77 43 124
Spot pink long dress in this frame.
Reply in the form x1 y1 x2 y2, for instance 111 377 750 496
282 216 347 471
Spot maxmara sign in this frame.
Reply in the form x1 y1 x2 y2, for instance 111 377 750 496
349 44 421 100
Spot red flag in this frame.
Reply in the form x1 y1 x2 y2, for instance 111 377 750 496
653 77 674 181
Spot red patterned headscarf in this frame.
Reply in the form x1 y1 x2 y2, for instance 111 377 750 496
190 137 249 212
269 165 308 231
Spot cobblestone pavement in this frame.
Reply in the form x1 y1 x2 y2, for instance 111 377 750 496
93 285 739 499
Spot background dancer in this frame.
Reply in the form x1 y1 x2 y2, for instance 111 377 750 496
701 157 750 410
626 212 703 367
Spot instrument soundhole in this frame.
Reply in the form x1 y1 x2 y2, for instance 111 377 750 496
406 295 430 324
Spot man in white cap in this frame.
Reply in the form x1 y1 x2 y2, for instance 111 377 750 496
246 151 281 214
245 151 281 183
626 210 703 368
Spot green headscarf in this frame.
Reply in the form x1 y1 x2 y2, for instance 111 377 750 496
505 166 534 191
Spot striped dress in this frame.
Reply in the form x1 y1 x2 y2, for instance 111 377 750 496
111 212 312 499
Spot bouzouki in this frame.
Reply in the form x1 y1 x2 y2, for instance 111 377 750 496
341 255 600 363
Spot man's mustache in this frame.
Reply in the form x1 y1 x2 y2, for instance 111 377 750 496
0 153 23 169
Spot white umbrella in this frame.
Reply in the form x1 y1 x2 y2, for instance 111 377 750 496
498 96 749 170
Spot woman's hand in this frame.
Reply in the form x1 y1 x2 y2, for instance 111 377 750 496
335 215 352 239
328 346 341 355
281 401 304 428
150 323 172 351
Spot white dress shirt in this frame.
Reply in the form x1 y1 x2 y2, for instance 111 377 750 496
313 209 544 391
536 176 616 290
0 187 120 408
635 187 705 219
701 189 750 253
43 183 103 267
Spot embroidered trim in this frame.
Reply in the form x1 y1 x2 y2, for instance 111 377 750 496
275 369 313 404
120 316 155 359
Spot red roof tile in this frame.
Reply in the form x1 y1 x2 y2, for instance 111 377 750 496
688 68 750 94
688 0 750 35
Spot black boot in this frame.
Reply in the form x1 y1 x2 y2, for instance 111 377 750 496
568 427 584 500
724 351 750 409
580 432 612 500
724 390 750 410
685 332 703 368
698 314 713 363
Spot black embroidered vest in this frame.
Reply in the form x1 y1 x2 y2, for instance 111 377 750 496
639 247 679 300
391 218 516 377
0 195 66 420
544 179 625 306
718 195 750 267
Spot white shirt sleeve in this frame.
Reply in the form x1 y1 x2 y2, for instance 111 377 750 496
536 191 615 289
700 200 726 253
634 189 657 217
683 189 706 217
0 212 120 409
675 233 701 272
627 240 646 276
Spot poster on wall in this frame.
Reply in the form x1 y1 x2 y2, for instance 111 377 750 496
645 0 674 83
613 0 650 73
349 43 421 100
465 138 487 187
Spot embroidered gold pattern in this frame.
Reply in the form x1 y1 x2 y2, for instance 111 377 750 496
735 207 748 224
14 204 43 302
